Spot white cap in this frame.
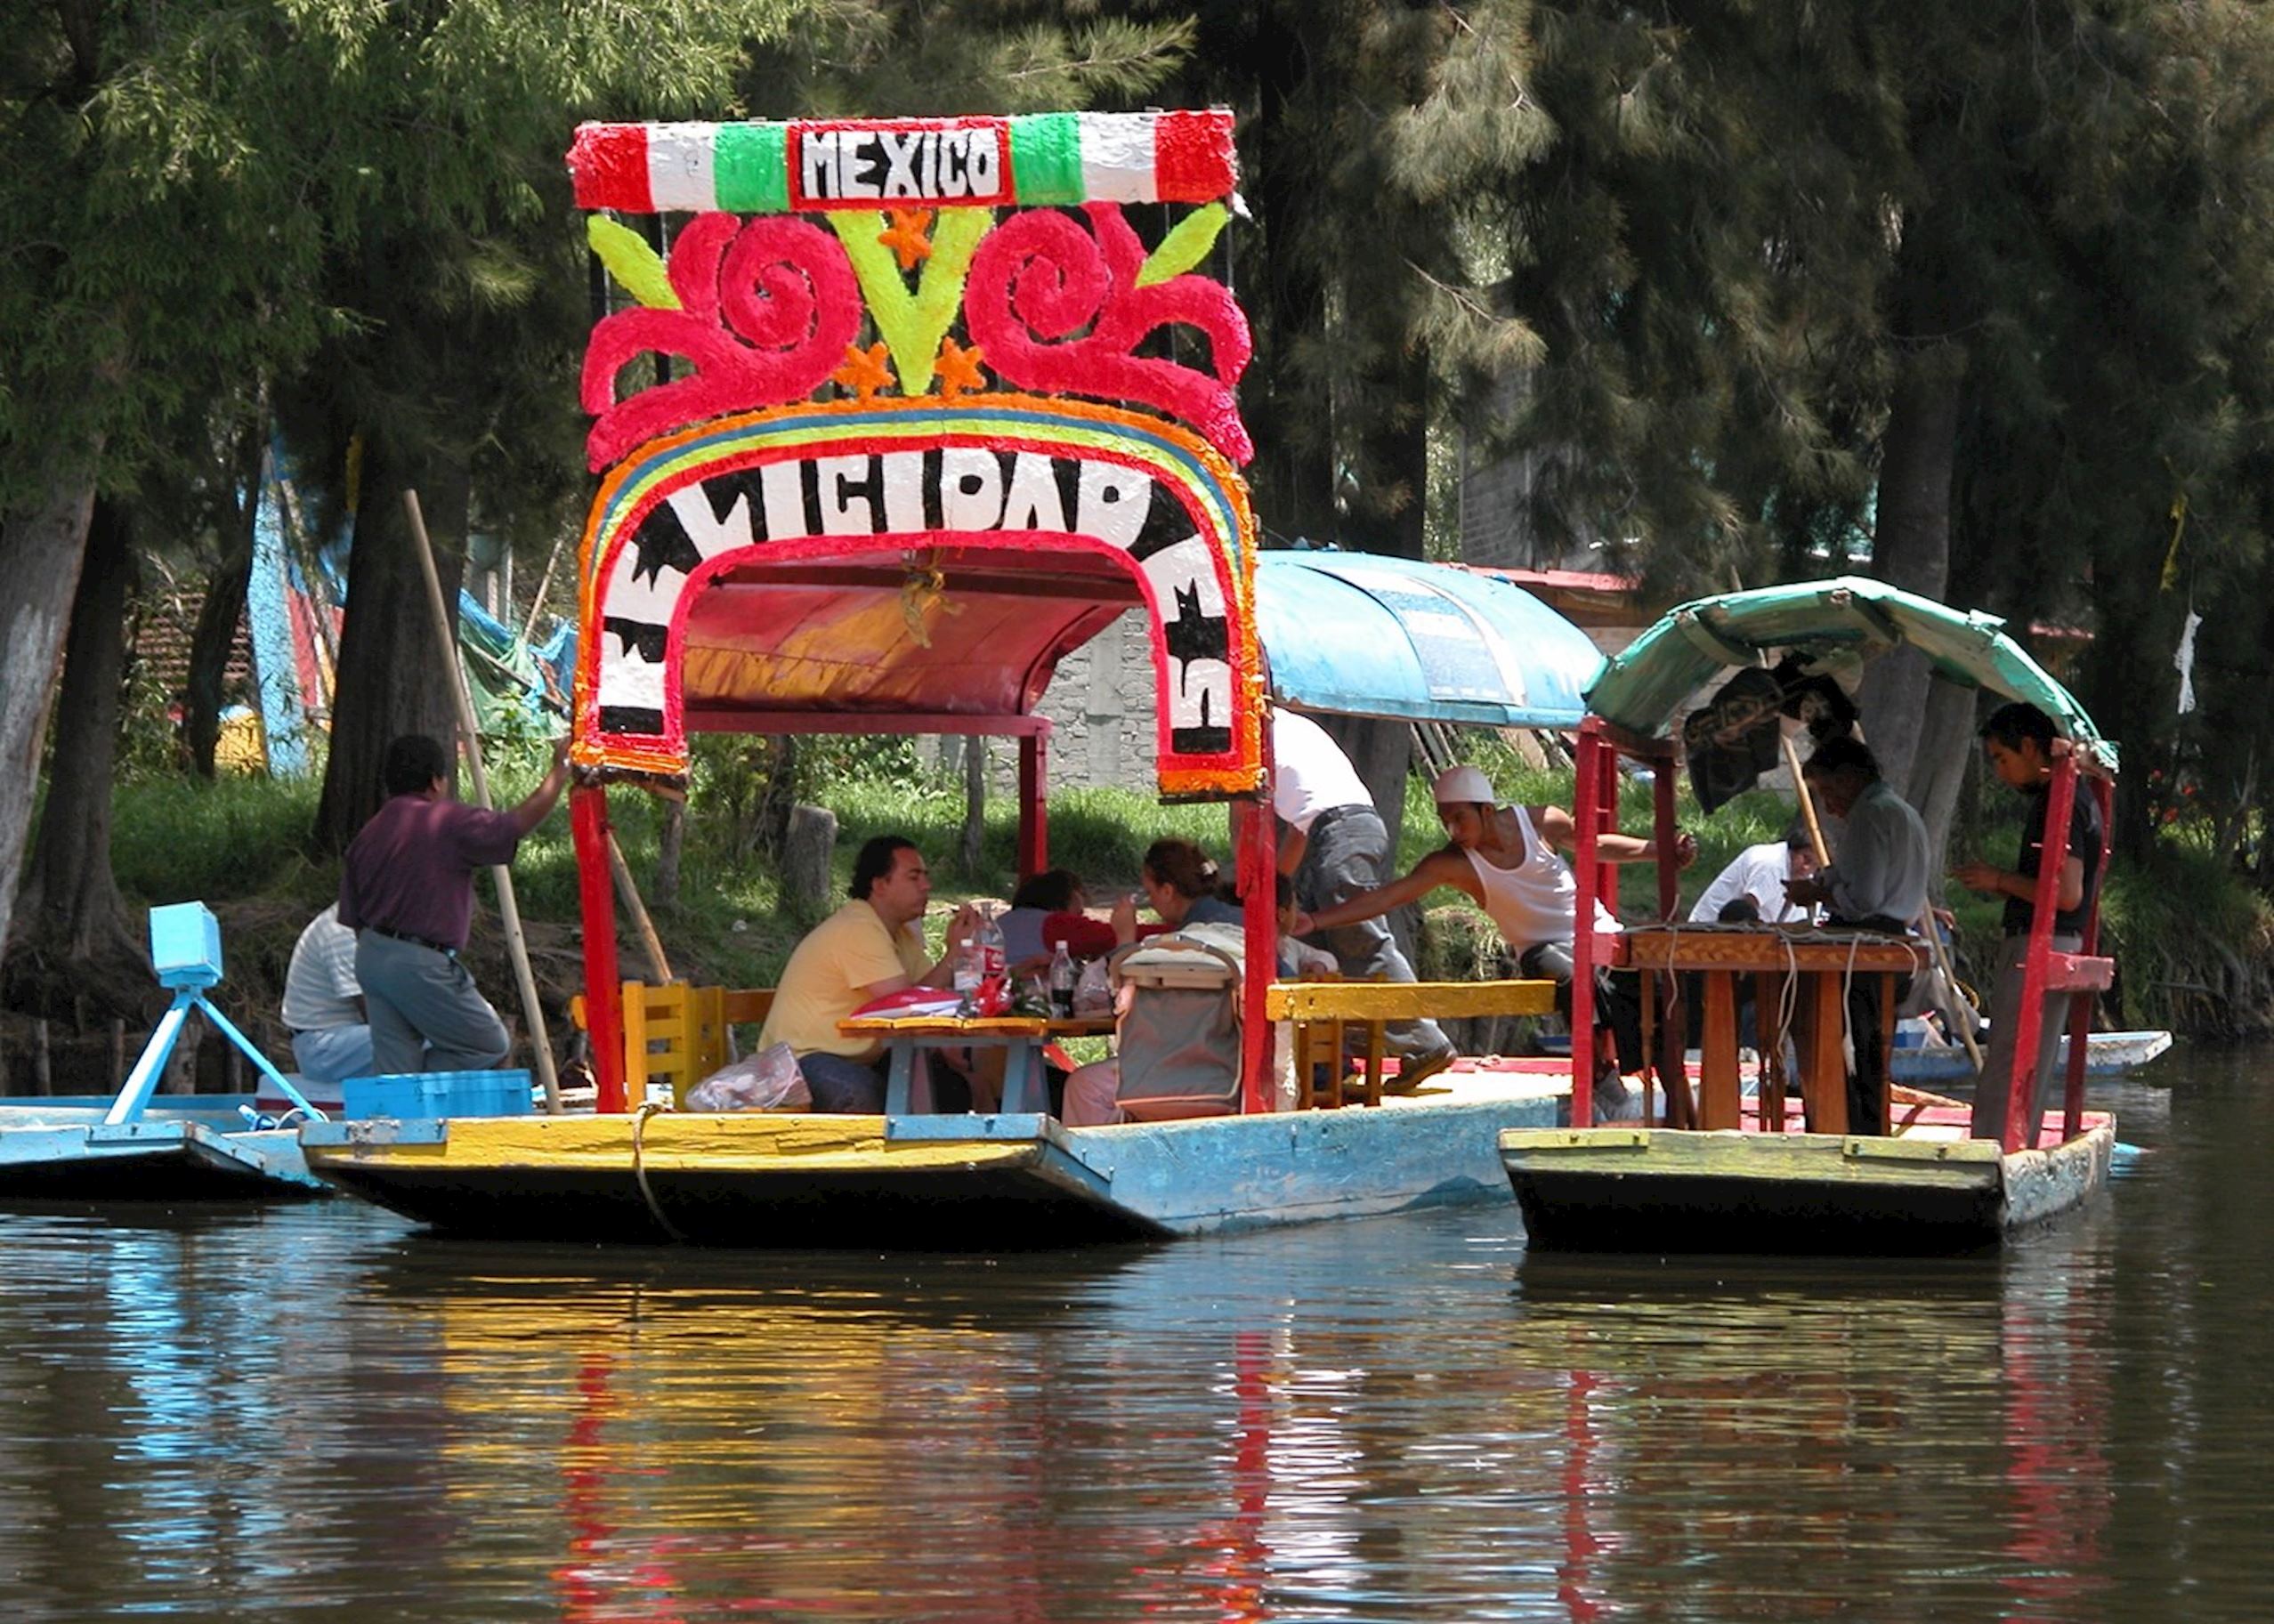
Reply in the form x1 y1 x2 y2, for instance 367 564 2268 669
1431 764 1496 805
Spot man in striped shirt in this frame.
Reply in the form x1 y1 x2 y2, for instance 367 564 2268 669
280 903 373 1084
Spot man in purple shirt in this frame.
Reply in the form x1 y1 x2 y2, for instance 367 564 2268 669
339 733 571 1075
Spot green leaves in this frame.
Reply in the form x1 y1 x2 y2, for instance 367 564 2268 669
829 207 991 393
1134 203 1228 288
587 216 679 310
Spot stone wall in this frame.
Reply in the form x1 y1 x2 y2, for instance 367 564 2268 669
1037 610 1159 791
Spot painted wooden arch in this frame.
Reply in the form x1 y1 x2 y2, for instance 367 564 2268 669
572 396 1265 797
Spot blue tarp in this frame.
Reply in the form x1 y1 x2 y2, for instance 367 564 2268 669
1254 553 1605 728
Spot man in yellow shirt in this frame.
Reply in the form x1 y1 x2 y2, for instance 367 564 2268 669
759 835 977 1111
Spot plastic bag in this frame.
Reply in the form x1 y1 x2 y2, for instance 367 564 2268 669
685 1041 810 1112
1073 954 1114 1016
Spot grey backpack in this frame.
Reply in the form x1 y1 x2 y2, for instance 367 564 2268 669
1109 925 1247 1121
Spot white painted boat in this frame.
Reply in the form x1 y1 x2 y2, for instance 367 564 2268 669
1890 1029 2172 1084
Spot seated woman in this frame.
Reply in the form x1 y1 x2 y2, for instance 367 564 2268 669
1110 838 1236 945
1063 869 1332 1127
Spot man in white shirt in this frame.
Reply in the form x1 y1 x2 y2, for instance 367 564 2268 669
1784 736 1930 1134
1687 825 1817 925
280 903 374 1084
1266 709 1453 1079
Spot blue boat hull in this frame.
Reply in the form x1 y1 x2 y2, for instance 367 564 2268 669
0 1098 324 1200
300 1079 1568 1247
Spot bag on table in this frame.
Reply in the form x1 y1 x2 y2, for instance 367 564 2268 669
1072 954 1115 1016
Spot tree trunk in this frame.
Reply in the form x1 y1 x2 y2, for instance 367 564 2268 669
10 498 148 1013
653 798 684 910
1327 347 1431 862
0 460 101 966
2081 569 2181 864
312 440 470 853
182 429 265 778
1857 342 1964 795
959 738 986 878
1242 4 1338 543
1907 675 1980 885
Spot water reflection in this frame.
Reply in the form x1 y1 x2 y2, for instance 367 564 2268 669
0 1057 2261 1620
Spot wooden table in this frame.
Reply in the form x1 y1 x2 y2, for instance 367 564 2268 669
837 1013 1119 1114
1264 980 1558 1108
1617 927 1927 1135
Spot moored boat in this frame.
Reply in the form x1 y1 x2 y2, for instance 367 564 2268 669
300 110 1609 1243
0 903 328 1201
1501 577 2123 1253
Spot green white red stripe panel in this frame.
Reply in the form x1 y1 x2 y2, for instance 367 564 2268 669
568 111 1238 214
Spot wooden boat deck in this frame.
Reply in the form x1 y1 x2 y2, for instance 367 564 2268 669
1499 1111 2115 1256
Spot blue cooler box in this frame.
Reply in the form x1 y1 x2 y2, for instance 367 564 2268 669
342 1070 534 1120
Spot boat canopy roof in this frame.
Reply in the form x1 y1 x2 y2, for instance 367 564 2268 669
676 546 1606 732
680 544 1136 728
1257 553 1605 728
1587 576 2117 772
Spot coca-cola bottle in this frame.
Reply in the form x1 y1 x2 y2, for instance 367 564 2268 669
975 910 1008 1014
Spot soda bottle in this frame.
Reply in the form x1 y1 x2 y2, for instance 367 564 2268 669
1048 941 1076 1019
975 909 1009 1015
952 935 980 1017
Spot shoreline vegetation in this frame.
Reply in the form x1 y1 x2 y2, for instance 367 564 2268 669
7 731 2266 1096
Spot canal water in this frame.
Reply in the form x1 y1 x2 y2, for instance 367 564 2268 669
0 1049 2262 1622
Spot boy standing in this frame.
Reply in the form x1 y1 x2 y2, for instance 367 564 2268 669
1953 704 2105 1145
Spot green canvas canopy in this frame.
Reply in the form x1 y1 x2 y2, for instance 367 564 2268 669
1587 576 2116 774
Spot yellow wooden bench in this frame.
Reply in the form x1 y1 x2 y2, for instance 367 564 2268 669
1266 979 1558 1109
568 982 776 1106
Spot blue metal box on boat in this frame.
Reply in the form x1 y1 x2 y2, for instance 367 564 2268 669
149 901 224 989
343 1070 533 1120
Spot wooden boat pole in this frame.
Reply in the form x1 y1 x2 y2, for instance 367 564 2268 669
1236 723 1277 1117
1780 732 1833 869
402 489 562 1113
606 831 674 983
1783 731 1983 1071
519 523 574 649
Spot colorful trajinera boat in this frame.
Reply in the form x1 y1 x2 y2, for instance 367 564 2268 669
1501 578 2120 1253
302 110 1617 1245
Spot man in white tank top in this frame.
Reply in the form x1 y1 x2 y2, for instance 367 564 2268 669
1261 710 1454 1080
1295 764 1695 1103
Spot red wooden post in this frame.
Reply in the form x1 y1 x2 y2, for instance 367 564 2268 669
1016 726 1049 877
1651 745 1679 921
2062 774 2116 1141
2003 753 2078 1152
1237 728 1278 1116
1647 744 1689 1124
571 783 627 1114
1570 721 1603 1125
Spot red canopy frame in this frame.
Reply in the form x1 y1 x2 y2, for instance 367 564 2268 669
1566 717 2115 1150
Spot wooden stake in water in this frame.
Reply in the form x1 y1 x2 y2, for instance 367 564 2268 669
402 489 562 1114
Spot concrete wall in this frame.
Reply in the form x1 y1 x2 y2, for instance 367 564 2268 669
927 610 1161 794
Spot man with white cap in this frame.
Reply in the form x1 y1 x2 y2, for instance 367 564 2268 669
1258 709 1456 1083
1295 764 1695 1108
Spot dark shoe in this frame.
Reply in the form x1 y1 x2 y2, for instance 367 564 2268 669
1386 1046 1459 1095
